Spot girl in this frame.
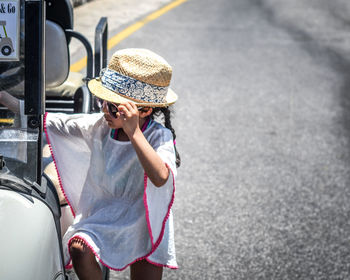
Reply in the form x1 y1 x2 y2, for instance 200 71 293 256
44 48 180 280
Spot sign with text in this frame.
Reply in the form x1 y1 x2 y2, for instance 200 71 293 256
0 0 19 61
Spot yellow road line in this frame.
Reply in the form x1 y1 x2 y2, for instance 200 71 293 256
70 0 188 73
0 118 14 124
71 57 87 73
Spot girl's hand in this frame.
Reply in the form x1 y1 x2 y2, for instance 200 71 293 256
117 102 141 138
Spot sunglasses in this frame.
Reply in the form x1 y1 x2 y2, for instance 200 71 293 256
97 99 146 119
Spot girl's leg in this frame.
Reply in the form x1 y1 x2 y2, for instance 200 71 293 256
130 259 163 280
69 238 102 280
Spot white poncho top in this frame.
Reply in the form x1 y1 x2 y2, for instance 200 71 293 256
44 113 177 271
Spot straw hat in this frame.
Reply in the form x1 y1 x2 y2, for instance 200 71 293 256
88 48 178 107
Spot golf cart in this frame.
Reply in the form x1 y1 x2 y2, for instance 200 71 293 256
0 0 108 279
0 21 14 56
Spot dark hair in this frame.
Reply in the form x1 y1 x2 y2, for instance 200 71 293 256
150 107 181 168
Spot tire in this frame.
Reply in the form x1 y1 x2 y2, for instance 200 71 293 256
1 46 12 56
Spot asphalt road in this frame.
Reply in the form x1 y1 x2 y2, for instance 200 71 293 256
103 0 350 279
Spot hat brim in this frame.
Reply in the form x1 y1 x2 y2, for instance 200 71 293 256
88 78 178 107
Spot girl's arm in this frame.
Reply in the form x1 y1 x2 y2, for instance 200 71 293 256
118 102 170 187
130 129 169 187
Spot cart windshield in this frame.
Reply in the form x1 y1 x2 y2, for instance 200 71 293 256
0 85 39 183
0 1 39 183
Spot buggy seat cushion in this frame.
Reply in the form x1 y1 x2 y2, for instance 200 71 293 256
46 20 69 89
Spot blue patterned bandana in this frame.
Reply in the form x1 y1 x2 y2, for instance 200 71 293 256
100 68 168 103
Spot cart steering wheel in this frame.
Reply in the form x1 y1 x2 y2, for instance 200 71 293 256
0 62 24 91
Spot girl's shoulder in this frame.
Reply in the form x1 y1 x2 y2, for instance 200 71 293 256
146 120 173 145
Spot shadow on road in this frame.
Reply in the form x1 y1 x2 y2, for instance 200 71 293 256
251 0 350 159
